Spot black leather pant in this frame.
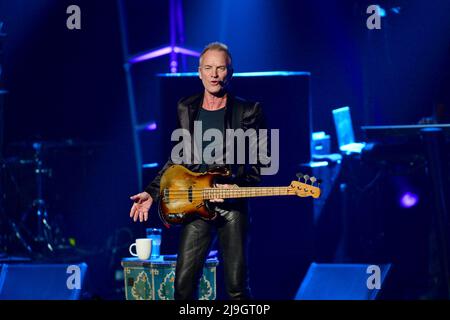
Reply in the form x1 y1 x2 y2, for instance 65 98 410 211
174 207 251 300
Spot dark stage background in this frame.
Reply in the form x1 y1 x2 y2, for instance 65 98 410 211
0 0 449 299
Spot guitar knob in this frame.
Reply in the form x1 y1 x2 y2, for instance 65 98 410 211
310 177 317 185
296 172 304 181
303 174 310 182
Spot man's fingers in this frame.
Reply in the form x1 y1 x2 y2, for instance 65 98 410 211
139 211 144 222
133 206 140 222
211 184 229 202
213 184 238 189
144 211 148 222
130 204 137 218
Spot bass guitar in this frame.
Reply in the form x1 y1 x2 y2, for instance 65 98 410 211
158 165 321 226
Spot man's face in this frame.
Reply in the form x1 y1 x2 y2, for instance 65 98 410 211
198 49 232 95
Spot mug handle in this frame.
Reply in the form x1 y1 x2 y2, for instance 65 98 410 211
129 243 138 257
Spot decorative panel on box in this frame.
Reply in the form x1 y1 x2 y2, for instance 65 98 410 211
121 257 218 300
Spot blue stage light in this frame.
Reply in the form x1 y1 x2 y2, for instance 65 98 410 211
400 192 419 208
391 7 401 15
142 163 159 169
146 122 157 131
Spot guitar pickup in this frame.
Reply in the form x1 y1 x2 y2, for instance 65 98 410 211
188 186 193 202
163 188 170 203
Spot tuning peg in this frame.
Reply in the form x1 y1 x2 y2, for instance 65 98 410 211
303 174 310 182
296 172 304 181
310 176 317 185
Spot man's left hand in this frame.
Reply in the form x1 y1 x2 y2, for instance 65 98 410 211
210 184 239 202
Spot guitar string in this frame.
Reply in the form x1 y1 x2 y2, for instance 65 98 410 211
163 187 305 192
163 188 309 195
161 188 301 200
164 189 295 197
164 188 311 194
165 189 299 191
163 195 295 200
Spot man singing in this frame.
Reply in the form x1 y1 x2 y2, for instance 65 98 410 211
129 42 266 300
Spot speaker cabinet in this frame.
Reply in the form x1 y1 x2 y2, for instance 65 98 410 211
0 263 88 300
295 262 391 300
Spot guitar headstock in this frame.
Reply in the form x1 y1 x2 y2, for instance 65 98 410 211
289 174 321 198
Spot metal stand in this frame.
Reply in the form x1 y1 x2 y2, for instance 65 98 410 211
0 86 34 256
3 141 58 257
1 160 34 256
29 142 54 253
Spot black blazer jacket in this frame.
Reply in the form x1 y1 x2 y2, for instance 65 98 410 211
144 92 266 202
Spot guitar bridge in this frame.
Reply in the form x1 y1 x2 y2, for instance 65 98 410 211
168 213 185 220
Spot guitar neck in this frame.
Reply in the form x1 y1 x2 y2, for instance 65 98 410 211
202 187 295 200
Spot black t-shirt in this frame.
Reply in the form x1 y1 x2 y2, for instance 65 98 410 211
195 106 226 172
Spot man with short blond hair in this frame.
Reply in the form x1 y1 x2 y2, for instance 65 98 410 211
129 42 265 300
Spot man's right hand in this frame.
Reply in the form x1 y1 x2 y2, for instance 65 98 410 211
129 192 153 222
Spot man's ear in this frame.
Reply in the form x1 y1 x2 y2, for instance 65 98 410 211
198 67 202 80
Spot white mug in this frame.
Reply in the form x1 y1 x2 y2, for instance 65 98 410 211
129 238 152 260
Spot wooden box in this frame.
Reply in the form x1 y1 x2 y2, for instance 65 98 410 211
121 257 218 300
